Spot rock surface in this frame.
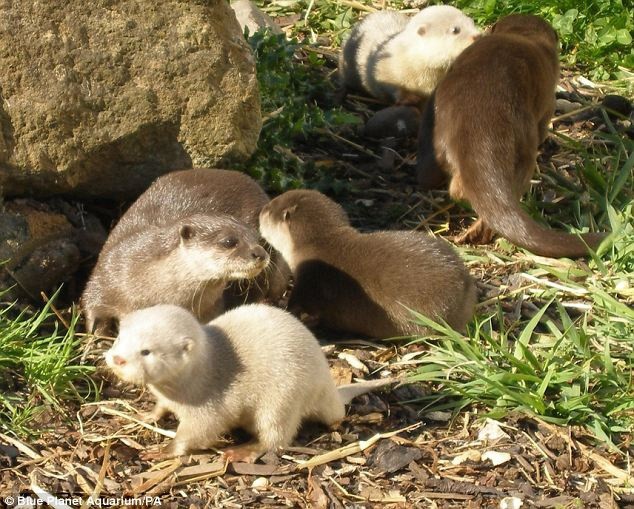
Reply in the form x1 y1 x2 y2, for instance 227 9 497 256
231 0 282 36
0 199 106 303
0 0 261 199
363 106 421 140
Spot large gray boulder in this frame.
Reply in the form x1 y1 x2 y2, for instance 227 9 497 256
0 0 261 199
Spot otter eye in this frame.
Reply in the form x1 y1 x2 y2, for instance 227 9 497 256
451 26 461 34
417 26 426 36
221 237 238 249
179 225 195 241
140 349 150 356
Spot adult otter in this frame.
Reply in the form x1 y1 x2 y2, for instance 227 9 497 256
416 14 607 257
82 169 290 335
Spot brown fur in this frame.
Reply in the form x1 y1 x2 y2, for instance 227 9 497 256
260 190 476 338
416 14 607 258
82 169 290 335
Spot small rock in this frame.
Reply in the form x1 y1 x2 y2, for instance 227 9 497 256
451 449 481 465
231 0 282 35
555 98 581 114
0 199 105 302
368 439 423 474
251 477 269 489
478 418 511 442
500 497 523 509
482 450 512 466
363 106 421 140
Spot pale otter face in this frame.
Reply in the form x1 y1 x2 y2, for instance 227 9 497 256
404 5 480 67
105 305 201 387
176 215 269 282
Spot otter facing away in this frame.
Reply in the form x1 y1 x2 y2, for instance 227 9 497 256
416 14 607 257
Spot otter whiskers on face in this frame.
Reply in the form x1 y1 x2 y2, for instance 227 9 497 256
81 168 290 337
339 5 480 104
83 212 270 337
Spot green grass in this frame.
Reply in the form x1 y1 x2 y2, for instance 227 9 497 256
0 290 98 436
409 201 633 451
453 0 633 81
244 30 360 193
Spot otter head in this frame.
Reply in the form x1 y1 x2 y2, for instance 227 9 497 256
490 14 559 50
403 5 480 67
105 305 204 387
259 190 350 269
175 214 269 282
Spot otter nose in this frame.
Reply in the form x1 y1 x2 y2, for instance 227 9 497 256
112 355 127 366
251 246 268 262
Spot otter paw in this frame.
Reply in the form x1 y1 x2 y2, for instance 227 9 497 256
140 446 173 461
142 405 168 423
453 220 496 245
222 443 264 463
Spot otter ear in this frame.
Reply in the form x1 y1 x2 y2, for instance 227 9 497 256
179 224 195 241
282 205 298 222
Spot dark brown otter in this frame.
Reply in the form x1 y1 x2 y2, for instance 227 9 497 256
259 190 476 338
416 14 607 257
82 169 290 335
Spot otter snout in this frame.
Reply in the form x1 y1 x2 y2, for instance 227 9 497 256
112 355 126 366
251 245 268 263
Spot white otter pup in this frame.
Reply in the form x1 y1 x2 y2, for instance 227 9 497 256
340 5 480 104
106 304 367 460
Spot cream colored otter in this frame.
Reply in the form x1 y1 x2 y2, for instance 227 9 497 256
340 5 480 104
105 304 388 460
259 190 476 338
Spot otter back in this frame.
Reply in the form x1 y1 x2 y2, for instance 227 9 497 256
418 14 607 257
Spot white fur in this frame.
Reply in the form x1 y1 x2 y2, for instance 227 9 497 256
382 6 480 95
106 304 345 455
341 5 480 102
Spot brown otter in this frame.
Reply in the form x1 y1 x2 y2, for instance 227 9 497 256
259 190 476 338
416 14 607 257
340 6 480 104
82 168 290 335
105 304 393 460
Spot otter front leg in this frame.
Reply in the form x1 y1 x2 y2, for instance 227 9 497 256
143 402 170 423
144 421 221 460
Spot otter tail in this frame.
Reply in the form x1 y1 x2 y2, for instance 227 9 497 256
463 177 607 258
337 378 398 405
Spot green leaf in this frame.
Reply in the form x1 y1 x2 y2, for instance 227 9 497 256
616 28 633 45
